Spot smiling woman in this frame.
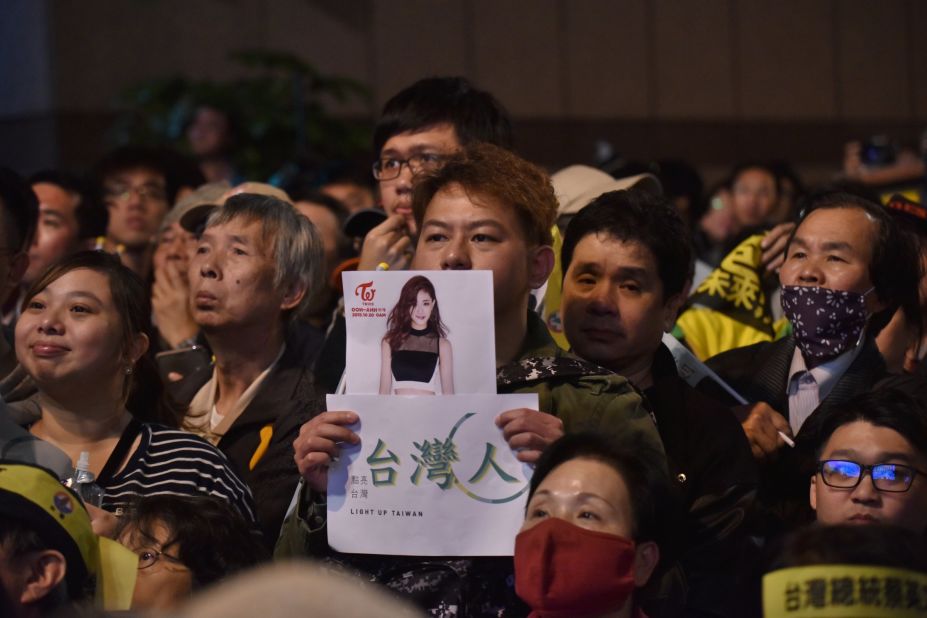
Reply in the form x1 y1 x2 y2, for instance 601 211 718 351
14 251 257 526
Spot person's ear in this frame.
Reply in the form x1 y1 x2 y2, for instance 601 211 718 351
661 291 686 332
128 332 150 365
866 286 888 316
632 541 660 587
810 475 818 512
20 550 67 605
528 245 555 290
280 281 308 312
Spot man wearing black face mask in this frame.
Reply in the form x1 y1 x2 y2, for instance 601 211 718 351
705 192 922 528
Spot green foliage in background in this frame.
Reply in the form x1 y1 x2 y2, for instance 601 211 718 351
110 49 372 180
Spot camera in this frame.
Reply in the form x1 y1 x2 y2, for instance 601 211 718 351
860 135 898 167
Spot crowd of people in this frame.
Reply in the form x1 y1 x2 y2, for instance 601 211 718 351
1 74 926 618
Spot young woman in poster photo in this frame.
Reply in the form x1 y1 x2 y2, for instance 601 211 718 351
379 275 454 395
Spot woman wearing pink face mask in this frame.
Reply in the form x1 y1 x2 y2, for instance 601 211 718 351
514 433 674 618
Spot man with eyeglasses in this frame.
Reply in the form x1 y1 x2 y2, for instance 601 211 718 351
810 385 927 533
92 147 203 280
312 77 513 392
357 76 512 272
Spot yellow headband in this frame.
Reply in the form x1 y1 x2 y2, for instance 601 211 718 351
764 564 927 617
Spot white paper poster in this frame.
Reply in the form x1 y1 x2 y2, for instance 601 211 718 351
342 271 496 395
326 393 537 556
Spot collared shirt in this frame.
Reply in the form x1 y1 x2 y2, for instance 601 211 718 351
186 344 286 444
786 343 861 433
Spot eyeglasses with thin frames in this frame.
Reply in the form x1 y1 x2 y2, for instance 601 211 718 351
104 184 167 204
136 548 188 570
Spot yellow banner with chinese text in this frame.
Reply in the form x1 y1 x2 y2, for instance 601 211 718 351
763 565 927 617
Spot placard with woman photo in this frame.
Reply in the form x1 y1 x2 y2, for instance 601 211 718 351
342 270 496 394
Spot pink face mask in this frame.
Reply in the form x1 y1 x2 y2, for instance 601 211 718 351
514 517 638 618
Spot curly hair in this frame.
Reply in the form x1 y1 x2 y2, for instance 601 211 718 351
383 275 448 352
411 142 557 247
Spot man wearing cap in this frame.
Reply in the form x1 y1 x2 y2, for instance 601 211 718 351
152 181 230 353
0 462 137 615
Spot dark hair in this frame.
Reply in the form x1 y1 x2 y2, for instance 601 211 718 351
373 77 512 155
284 184 350 228
412 142 557 246
741 523 927 616
786 191 923 336
21 250 182 426
528 432 674 548
115 495 268 590
0 514 93 606
93 146 204 206
0 167 39 252
383 275 448 352
813 387 927 459
561 188 694 301
317 161 377 191
768 523 927 572
29 170 108 240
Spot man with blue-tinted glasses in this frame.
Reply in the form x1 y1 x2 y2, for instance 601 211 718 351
810 382 927 533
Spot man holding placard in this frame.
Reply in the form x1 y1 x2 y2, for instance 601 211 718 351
280 144 663 616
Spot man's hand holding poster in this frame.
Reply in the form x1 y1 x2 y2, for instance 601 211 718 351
326 394 537 556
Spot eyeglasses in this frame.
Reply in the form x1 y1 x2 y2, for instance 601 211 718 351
372 153 446 181
104 184 168 204
817 459 927 493
136 548 187 570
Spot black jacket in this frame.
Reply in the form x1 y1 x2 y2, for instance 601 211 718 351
704 335 887 530
173 324 325 546
644 344 758 618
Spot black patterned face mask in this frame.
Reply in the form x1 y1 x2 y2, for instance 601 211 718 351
780 285 873 365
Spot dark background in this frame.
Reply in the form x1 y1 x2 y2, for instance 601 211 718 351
3 0 927 184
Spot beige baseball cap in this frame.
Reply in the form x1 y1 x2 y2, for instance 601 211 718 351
551 165 662 216
179 182 293 233
161 181 231 234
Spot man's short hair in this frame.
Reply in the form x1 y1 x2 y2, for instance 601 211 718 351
373 77 512 155
411 142 557 247
93 146 204 206
787 191 922 335
561 188 694 300
29 170 108 240
0 167 39 251
205 193 323 322
813 386 927 459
